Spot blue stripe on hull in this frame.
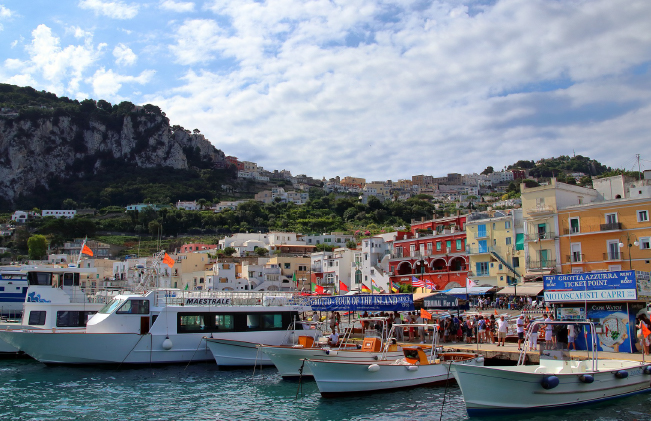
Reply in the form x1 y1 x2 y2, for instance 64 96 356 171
466 386 651 417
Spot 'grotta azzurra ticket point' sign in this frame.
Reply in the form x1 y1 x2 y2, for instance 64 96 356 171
543 271 638 302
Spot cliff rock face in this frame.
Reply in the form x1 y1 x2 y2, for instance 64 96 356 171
0 112 225 202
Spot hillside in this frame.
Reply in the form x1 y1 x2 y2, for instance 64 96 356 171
0 84 228 210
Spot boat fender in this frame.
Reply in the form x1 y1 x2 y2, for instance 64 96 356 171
614 370 628 379
367 364 380 372
541 375 559 389
357 344 362 349
325 350 338 356
579 374 594 383
373 355 380 361
406 365 419 372
162 337 173 350
643 366 651 375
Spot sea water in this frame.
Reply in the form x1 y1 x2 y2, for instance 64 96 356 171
1 359 650 421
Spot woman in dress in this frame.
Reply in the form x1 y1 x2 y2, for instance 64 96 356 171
637 314 651 355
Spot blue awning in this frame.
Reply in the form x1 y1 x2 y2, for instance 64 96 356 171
308 293 415 312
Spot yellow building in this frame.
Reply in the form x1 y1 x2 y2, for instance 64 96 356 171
520 179 600 278
558 197 651 273
340 176 366 188
171 253 213 290
266 256 310 290
465 210 524 287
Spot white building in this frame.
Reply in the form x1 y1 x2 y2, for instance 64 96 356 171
176 201 200 211
42 210 76 219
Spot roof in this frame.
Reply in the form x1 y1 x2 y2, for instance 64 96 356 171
412 292 438 301
444 287 496 296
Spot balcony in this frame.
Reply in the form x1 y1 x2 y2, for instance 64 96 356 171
562 227 581 235
600 222 622 231
566 254 585 263
603 251 621 261
525 231 556 241
527 205 555 215
467 245 495 255
527 259 557 270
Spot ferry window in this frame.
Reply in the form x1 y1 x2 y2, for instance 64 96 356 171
246 314 260 330
117 299 150 314
262 314 283 329
178 314 206 332
214 314 234 331
62 273 80 286
56 311 97 327
99 298 125 314
28 272 52 286
28 311 46 325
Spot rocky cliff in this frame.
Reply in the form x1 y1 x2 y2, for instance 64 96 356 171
0 107 226 203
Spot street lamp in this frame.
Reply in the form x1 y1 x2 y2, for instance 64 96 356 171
618 233 639 270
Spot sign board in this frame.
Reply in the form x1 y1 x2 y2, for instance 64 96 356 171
543 271 637 302
308 294 414 312
424 295 469 310
636 271 651 300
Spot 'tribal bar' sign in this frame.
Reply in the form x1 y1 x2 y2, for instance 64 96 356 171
543 270 637 302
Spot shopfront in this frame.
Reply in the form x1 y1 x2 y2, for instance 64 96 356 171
543 270 651 353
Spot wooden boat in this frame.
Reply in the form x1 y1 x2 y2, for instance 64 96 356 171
305 323 484 396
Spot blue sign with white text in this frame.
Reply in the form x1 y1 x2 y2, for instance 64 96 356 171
309 294 415 312
544 271 636 292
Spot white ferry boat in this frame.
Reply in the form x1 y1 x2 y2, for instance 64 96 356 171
0 265 107 354
0 290 313 365
0 268 29 317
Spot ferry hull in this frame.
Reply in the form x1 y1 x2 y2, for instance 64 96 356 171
451 362 651 416
307 353 484 396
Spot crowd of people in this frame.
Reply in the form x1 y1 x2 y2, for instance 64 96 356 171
473 296 546 311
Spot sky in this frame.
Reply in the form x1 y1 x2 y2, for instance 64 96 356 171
1 0 651 181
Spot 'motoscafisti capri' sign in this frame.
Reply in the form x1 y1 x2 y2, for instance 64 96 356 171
543 271 638 302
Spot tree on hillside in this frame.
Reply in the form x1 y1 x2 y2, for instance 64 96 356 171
28 234 48 259
481 166 494 175
223 247 236 257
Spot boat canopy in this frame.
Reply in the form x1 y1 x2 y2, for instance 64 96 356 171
444 287 496 298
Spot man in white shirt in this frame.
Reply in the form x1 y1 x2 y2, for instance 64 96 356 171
497 315 508 346
516 314 525 350
544 314 553 348
328 330 339 347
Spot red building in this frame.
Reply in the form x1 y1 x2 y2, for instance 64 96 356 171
225 156 245 171
511 169 526 180
389 215 469 291
179 243 218 253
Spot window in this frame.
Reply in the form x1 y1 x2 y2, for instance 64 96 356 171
436 242 442 251
506 237 512 245
512 257 520 268
571 243 582 262
284 263 291 269
56 311 96 327
569 217 580 234
607 240 620 260
116 299 150 314
446 240 451 251
505 221 511 229
605 213 618 224
638 210 649 222
477 224 487 238
478 240 488 253
355 270 362 284
28 311 46 325
456 239 462 250
475 262 489 276
179 314 207 332
99 298 125 314
640 237 650 250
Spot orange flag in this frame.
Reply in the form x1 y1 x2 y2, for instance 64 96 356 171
420 308 432 320
81 244 93 256
494 309 498 316
162 253 175 268
545 307 550 313
643 324 651 339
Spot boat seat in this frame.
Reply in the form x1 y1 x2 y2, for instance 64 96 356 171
297 336 315 348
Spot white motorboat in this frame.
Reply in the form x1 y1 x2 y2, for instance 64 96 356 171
0 290 313 365
305 323 484 396
451 320 651 416
0 265 108 355
259 317 408 377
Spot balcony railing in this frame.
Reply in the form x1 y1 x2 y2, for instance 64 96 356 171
527 259 557 270
566 254 584 263
600 222 622 231
528 205 555 214
603 251 621 260
525 231 556 241
562 227 581 235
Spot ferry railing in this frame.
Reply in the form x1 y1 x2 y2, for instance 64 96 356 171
151 290 314 308
519 320 597 370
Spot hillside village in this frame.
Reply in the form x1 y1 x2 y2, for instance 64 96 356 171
5 171 650 299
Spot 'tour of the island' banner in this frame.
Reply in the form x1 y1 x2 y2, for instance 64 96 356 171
308 293 414 312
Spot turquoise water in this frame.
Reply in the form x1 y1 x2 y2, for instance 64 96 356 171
1 359 650 420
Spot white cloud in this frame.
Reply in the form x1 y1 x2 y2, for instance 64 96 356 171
78 0 139 20
89 68 155 98
169 19 225 64
0 5 12 18
113 43 137 66
151 0 651 179
160 0 195 13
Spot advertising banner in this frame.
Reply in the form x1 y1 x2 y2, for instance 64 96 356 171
543 271 637 302
571 303 634 353
636 271 651 301
423 295 469 310
309 293 415 312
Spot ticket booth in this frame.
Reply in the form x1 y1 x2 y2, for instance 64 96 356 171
543 270 651 353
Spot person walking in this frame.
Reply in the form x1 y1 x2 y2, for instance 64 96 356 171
637 315 651 355
529 320 540 351
567 323 577 351
516 314 525 351
497 315 507 347
543 313 553 349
